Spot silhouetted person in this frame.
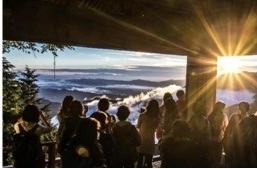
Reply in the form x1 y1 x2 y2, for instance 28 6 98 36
13 105 52 167
83 104 88 116
159 92 173 115
161 98 180 139
223 113 243 167
160 120 202 168
188 102 211 167
156 92 172 140
176 90 187 120
91 111 115 167
57 95 74 143
112 105 141 167
238 101 250 118
62 118 107 167
110 115 116 123
249 96 257 115
109 115 117 132
98 98 110 116
208 101 228 167
58 100 84 166
98 98 113 133
230 114 257 167
137 99 160 168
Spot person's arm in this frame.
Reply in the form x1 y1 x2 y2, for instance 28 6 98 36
36 111 52 135
13 122 20 134
13 118 23 133
224 114 229 128
156 124 163 140
40 111 51 127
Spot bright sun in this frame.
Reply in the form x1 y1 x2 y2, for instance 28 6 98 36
218 57 242 74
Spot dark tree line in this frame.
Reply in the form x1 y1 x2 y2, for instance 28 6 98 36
3 40 73 165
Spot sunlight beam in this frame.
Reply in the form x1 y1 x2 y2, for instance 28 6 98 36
190 2 227 56
82 4 198 54
234 3 257 56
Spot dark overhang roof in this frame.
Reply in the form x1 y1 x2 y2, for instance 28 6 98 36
3 0 257 56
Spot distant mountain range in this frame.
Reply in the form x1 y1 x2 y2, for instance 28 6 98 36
217 71 257 92
65 78 185 87
38 78 185 117
38 73 257 118
38 78 185 102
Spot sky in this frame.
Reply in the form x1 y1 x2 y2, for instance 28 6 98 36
4 46 187 70
4 45 257 73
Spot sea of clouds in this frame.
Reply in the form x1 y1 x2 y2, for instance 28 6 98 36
51 84 256 126
51 84 184 126
34 67 256 126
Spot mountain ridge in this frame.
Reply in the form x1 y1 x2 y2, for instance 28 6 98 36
65 78 185 87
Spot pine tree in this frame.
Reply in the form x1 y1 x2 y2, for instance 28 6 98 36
2 57 22 145
2 57 23 165
19 66 56 141
3 41 73 166
19 65 41 105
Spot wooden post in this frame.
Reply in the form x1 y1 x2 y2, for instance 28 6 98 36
42 142 56 168
186 53 217 118
47 142 56 168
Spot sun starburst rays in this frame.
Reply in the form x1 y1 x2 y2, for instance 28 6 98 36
82 1 257 59
234 3 257 55
191 1 257 57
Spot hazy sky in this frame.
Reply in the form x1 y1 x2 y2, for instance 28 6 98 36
4 46 187 70
4 45 257 72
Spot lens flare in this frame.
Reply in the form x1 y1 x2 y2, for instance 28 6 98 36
218 57 242 74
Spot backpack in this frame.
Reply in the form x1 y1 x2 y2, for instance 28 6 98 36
62 137 107 168
112 124 141 161
12 124 44 168
62 143 93 168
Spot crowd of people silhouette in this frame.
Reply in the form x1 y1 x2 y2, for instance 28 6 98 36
13 89 257 167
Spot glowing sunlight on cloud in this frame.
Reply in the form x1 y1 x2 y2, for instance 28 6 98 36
218 55 257 75
112 65 139 71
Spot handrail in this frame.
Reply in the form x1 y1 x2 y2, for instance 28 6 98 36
3 141 57 168
4 142 161 168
